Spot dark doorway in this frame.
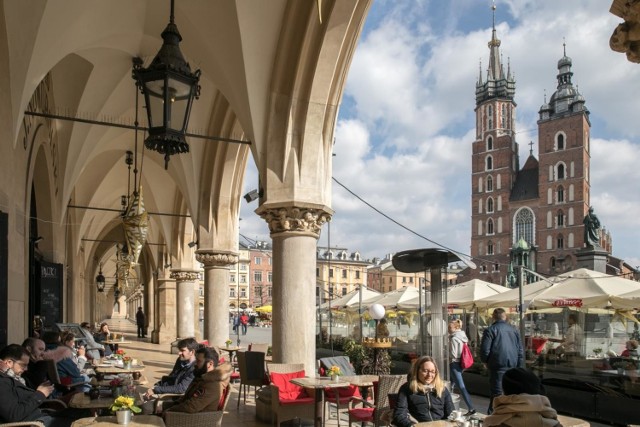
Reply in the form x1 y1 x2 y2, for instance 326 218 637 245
0 211 8 347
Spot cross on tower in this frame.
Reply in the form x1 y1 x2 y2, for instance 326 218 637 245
529 141 534 155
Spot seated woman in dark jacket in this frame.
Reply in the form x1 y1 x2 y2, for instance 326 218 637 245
393 355 454 427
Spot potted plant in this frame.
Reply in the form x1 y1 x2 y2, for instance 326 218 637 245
110 395 141 425
225 339 232 348
115 349 126 360
110 378 125 398
122 356 133 370
328 365 342 381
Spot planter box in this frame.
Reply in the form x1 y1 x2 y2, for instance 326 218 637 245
542 379 597 419
461 371 490 397
595 393 640 426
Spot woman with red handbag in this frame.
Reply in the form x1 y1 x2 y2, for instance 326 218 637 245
449 319 476 416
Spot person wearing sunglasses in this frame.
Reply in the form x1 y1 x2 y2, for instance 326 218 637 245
393 355 454 427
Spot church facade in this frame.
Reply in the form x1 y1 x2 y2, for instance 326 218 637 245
466 19 613 286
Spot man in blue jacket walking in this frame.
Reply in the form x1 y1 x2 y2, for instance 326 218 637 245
480 308 524 414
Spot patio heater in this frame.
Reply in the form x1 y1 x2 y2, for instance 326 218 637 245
392 248 475 377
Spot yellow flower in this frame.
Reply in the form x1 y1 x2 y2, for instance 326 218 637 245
110 395 141 413
328 365 341 376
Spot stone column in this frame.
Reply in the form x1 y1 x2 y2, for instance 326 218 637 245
171 269 200 339
155 276 177 344
257 204 331 374
146 274 155 337
196 251 238 347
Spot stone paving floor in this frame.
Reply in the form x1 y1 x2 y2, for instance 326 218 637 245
105 318 610 427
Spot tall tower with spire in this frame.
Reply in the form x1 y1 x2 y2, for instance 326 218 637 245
470 3 518 281
467 6 605 285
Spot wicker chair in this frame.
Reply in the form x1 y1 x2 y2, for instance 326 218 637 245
236 350 268 408
163 384 234 427
267 363 315 426
348 375 405 427
249 343 269 353
0 423 45 427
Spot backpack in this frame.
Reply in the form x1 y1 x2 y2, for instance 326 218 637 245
460 343 474 369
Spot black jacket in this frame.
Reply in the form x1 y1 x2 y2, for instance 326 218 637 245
393 382 454 427
480 320 524 370
153 358 195 394
0 372 47 422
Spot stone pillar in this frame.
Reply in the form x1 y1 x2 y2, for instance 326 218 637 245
171 269 200 339
146 275 155 336
156 276 177 344
257 204 331 374
196 251 238 347
575 247 609 273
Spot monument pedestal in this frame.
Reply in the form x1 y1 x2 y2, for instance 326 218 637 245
575 247 608 273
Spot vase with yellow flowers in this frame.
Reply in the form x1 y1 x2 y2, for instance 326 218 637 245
328 365 342 381
110 395 141 425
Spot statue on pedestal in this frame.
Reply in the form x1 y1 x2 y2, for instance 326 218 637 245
583 206 601 248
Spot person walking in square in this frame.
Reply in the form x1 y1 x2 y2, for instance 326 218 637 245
448 319 476 416
136 307 146 338
480 308 524 414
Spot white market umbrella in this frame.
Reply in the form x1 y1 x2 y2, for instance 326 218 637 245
318 287 381 310
445 279 509 309
476 268 640 310
608 287 640 310
368 286 430 310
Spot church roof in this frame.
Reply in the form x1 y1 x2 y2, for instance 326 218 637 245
510 155 539 201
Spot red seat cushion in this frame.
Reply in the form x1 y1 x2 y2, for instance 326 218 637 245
324 385 361 401
217 384 230 411
270 370 307 400
349 407 374 421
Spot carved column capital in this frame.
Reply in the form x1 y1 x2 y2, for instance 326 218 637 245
195 250 239 267
256 203 333 238
610 0 640 63
169 270 201 282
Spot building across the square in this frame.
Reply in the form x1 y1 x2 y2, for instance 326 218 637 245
461 11 635 285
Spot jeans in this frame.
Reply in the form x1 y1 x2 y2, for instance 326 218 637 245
449 362 474 411
488 367 508 414
241 324 247 335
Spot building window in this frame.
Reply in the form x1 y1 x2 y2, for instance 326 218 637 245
550 257 556 268
268 258 272 265
254 271 262 282
487 218 494 235
557 163 565 180
487 241 494 255
355 270 360 279
557 133 565 150
402 277 406 283
230 288 236 297
239 275 247 283
342 269 347 279
557 210 564 227
494 263 499 271
487 136 493 151
409 277 413 283
514 207 535 246
229 273 236 283
486 155 493 171
255 257 261 265
329 269 334 278
268 287 272 297
557 186 564 203
487 197 494 213
240 264 247 271
501 104 506 128
486 175 493 192
342 287 347 296
240 288 246 298
316 267 319 277
255 287 262 297
268 272 272 283
557 234 564 249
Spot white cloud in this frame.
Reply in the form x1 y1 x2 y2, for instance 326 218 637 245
242 0 640 270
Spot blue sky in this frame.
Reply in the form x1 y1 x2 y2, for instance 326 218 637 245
241 0 640 271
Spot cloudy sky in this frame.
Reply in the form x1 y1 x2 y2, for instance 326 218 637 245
240 0 640 270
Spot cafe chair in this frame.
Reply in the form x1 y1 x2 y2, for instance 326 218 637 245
0 422 46 427
317 356 361 426
164 384 234 427
249 343 269 353
348 374 405 427
237 350 269 408
267 363 315 426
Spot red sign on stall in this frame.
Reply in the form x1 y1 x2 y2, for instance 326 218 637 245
552 298 583 307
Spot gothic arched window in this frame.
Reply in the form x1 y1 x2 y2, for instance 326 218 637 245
514 207 535 246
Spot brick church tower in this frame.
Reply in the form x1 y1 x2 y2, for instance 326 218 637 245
467 8 607 286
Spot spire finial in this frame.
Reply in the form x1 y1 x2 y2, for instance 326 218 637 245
492 1 496 30
544 89 547 103
170 0 175 24
529 141 534 156
563 37 566 56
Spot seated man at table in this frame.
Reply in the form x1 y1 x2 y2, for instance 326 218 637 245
484 367 560 427
163 346 232 414
144 337 198 399
22 337 51 390
0 343 78 427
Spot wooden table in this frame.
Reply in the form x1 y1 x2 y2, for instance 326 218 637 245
69 391 145 416
219 345 243 366
71 415 165 427
342 374 378 400
290 376 351 427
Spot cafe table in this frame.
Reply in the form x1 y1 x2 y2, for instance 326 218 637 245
101 339 133 351
290 376 351 427
341 374 378 401
69 391 117 416
219 345 243 366
71 415 165 427
95 361 145 375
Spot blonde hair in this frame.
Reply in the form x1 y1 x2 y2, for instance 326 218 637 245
449 319 462 330
409 356 445 398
